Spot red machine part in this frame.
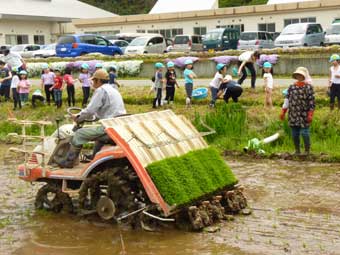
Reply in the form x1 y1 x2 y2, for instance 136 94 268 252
105 127 171 216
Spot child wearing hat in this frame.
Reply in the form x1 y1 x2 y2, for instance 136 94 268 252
49 69 64 108
209 63 227 107
108 65 121 89
164 61 179 105
328 54 340 110
79 63 91 107
10 67 20 110
217 75 243 103
151 62 165 108
263 62 274 108
17 70 31 106
183 59 197 107
40 63 55 105
64 67 76 107
31 89 45 108
280 67 315 155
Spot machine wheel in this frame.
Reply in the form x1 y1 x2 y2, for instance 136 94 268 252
35 183 73 213
79 165 143 223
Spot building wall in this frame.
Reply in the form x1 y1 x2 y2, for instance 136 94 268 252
0 19 55 45
74 4 340 37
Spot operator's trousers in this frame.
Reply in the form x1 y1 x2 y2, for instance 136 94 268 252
71 126 106 148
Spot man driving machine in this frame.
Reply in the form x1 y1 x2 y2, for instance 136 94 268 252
55 69 126 168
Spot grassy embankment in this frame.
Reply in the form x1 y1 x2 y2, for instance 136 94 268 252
0 84 339 161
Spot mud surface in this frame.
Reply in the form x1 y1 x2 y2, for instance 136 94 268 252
1 151 340 255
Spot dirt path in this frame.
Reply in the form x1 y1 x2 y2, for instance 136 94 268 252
1 152 340 255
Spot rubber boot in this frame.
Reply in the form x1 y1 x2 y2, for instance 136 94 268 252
303 135 311 155
55 145 82 168
293 136 301 155
330 103 334 111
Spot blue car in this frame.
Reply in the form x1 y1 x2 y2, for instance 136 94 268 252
56 34 123 57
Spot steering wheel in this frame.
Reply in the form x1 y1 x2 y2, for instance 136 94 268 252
67 107 97 122
67 107 97 131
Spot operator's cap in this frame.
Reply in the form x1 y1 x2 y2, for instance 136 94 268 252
91 69 109 80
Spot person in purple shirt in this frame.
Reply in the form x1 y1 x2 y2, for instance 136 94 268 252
78 63 91 107
40 63 55 105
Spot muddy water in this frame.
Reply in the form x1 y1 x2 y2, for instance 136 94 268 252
1 151 340 255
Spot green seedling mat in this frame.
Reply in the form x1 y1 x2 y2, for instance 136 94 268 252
146 147 238 207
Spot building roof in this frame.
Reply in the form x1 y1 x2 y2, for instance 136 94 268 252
149 0 218 14
0 0 116 22
267 0 315 4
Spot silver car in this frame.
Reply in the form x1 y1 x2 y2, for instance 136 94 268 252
11 44 41 58
275 23 325 48
325 24 340 45
237 31 274 50
171 35 203 52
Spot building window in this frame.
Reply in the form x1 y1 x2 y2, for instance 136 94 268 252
5 34 29 45
301 17 316 23
34 35 45 45
193 27 207 35
172 28 183 37
136 29 146 33
258 23 276 32
284 17 316 27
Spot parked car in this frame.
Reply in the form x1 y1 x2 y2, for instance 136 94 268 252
10 44 41 58
56 34 123 58
109 40 129 53
268 32 281 41
203 28 240 51
171 35 203 52
325 23 340 45
238 31 274 50
125 35 167 54
274 23 325 48
32 43 56 58
165 38 174 52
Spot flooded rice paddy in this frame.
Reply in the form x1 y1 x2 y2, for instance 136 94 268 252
1 150 340 255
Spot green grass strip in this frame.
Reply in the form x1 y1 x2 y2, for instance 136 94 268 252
146 147 238 206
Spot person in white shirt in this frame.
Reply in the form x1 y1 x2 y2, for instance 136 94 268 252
328 54 340 110
237 50 261 89
0 47 26 71
209 63 227 107
263 62 274 108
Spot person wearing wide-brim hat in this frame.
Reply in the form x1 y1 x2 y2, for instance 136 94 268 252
328 54 340 110
280 67 315 155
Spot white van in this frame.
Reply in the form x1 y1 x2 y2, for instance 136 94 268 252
274 23 325 48
125 35 167 54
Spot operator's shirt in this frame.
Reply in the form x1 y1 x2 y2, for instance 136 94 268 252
77 83 126 123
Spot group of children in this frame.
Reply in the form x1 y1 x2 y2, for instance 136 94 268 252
0 62 121 110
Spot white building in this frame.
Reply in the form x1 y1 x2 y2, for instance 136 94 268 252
73 0 340 38
0 0 116 45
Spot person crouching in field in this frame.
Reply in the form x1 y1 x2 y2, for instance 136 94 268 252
263 62 274 108
108 65 121 89
280 67 315 155
31 89 45 108
49 69 64 108
217 75 243 103
17 70 30 106
328 54 340 110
